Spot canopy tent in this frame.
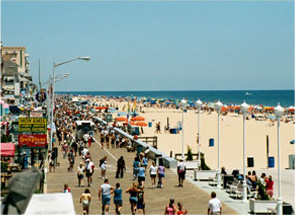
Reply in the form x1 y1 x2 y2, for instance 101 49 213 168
1 143 15 156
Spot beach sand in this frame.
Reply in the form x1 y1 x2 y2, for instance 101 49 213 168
93 98 295 170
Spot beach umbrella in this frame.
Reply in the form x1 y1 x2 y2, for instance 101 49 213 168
288 106 295 112
116 117 128 122
131 116 145 121
117 112 127 116
290 139 295 144
267 116 276 120
96 106 108 110
135 122 147 127
130 122 137 126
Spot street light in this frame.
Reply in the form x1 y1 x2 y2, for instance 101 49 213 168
196 99 202 169
49 57 90 150
274 103 284 215
241 100 249 202
215 100 223 188
180 99 187 160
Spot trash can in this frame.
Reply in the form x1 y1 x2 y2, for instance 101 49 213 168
268 157 275 168
209 139 214 147
148 122 152 127
170 128 177 134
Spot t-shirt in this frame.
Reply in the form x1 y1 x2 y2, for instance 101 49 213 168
101 161 107 170
177 162 186 171
133 161 140 169
142 158 148 166
137 190 144 204
158 166 165 174
114 188 122 200
150 166 158 175
208 198 222 213
82 148 89 157
101 183 111 196
138 167 145 177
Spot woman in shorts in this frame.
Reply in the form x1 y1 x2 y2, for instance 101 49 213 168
126 182 140 215
80 189 91 215
114 183 123 215
149 162 158 189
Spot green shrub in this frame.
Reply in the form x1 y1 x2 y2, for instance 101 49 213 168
257 181 270 200
201 154 211 170
186 145 193 161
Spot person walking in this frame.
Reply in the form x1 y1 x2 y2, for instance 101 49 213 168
114 183 123 215
164 198 177 215
149 161 158 189
100 156 108 179
126 182 140 215
62 140 68 159
47 150 55 172
80 188 91 215
85 159 95 187
116 156 126 178
77 162 85 187
157 160 165 188
137 186 145 215
265 175 274 198
98 179 114 215
177 159 186 187
68 148 75 172
208 191 222 215
133 156 140 180
138 164 146 188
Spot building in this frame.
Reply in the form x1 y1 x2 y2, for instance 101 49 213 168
1 44 37 106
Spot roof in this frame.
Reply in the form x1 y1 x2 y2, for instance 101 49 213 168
2 47 26 50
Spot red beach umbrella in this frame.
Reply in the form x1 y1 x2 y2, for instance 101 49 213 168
116 117 128 122
131 116 145 121
135 122 147 127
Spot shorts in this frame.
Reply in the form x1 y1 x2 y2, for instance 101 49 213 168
159 173 165 178
102 195 111 205
138 176 145 182
78 174 84 179
137 203 145 209
86 171 93 177
150 174 156 179
129 196 138 203
114 199 122 205
178 172 185 180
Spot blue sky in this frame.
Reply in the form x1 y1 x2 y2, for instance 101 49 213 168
1 1 294 91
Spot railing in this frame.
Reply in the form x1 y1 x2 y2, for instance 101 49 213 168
137 136 157 148
93 117 178 168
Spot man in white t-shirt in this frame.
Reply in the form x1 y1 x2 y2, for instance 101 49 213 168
82 146 89 159
208 191 222 215
98 179 114 215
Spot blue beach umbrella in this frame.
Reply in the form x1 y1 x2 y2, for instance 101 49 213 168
117 112 127 116
290 139 295 144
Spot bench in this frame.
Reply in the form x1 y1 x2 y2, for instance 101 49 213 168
193 169 217 181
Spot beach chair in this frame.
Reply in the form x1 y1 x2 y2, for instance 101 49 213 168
226 178 239 194
209 174 224 187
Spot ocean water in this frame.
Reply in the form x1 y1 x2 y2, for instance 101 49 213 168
57 90 295 107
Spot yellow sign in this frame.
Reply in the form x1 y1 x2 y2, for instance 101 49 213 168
18 118 47 133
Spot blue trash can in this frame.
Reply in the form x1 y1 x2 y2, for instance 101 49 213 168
268 157 275 168
209 138 214 147
148 122 152 127
170 128 177 134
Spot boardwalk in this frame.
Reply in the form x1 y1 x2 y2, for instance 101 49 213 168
47 133 237 215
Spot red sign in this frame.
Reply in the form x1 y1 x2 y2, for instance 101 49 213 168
18 134 47 148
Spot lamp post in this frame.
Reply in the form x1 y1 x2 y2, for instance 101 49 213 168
196 99 202 168
49 57 90 150
241 101 249 202
215 100 223 188
180 99 187 160
274 103 284 215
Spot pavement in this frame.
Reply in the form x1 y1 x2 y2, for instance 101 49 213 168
46 132 238 215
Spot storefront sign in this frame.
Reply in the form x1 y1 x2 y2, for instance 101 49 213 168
30 111 44 118
18 134 47 148
18 118 47 133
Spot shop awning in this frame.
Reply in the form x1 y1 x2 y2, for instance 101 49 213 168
1 143 16 156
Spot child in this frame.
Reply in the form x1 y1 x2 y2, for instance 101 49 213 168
80 189 91 215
